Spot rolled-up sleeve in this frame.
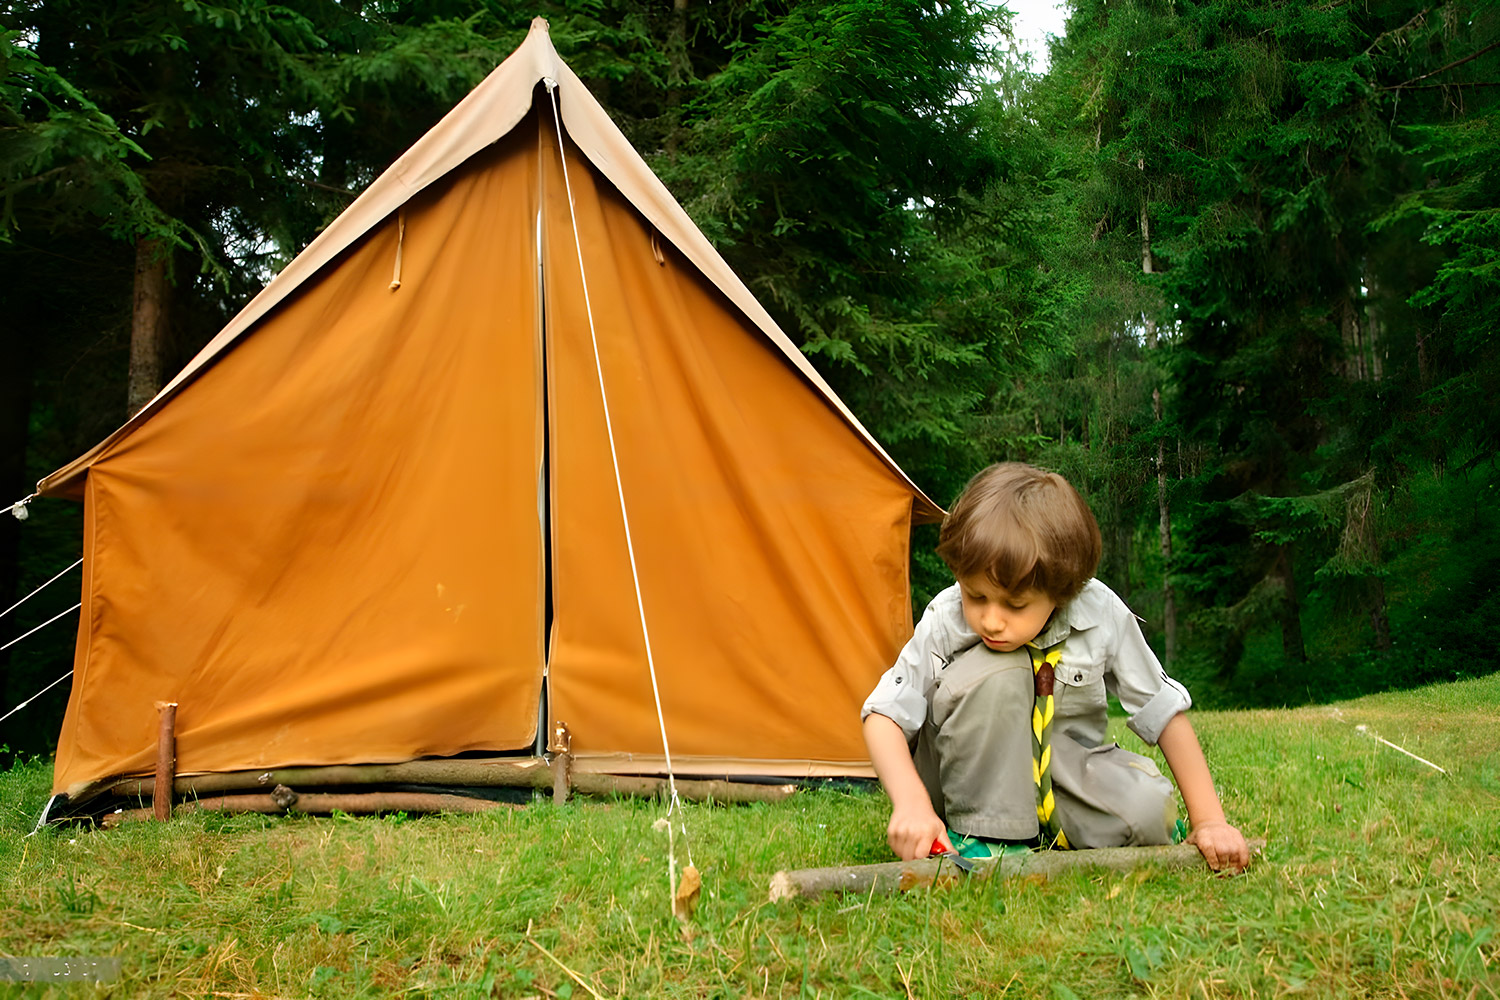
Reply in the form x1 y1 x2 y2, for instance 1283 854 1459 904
1102 591 1192 746
860 586 969 741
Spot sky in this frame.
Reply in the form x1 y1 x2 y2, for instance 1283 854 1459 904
997 0 1070 71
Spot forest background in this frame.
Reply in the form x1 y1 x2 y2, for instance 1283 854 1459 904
1 0 1497 763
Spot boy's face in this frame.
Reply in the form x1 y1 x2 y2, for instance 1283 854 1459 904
957 573 1058 653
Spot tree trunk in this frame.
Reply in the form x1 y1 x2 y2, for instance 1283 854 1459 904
127 237 167 418
1369 577 1393 652
1156 421 1176 665
1274 546 1307 665
1363 268 1384 382
1339 292 1366 381
664 0 690 159
1141 162 1176 665
1113 514 1132 604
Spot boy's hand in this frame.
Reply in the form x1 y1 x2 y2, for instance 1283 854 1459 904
1186 820 1250 873
887 801 949 861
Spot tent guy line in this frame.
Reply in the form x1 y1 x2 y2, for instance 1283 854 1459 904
1 603 82 656
0 667 76 726
544 78 696 894
543 78 682 804
1 558 83 621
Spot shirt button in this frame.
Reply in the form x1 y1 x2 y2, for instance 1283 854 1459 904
895 676 903 684
1074 673 1083 682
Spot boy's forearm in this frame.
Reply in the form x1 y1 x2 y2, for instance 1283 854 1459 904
864 712 947 859
862 713 928 808
1155 712 1226 828
1157 712 1251 871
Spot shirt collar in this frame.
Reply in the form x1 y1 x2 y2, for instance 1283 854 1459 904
1029 583 1102 650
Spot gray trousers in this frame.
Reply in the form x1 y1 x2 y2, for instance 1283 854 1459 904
912 643 1177 848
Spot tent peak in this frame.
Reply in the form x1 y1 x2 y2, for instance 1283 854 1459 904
530 17 549 34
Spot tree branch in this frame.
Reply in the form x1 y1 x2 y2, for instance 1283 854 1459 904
293 176 357 197
1383 38 1500 90
1362 7 1432 58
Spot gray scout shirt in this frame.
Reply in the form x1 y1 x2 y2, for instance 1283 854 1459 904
861 578 1191 749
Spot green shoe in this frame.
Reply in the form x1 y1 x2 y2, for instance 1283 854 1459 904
946 830 992 860
944 829 1033 861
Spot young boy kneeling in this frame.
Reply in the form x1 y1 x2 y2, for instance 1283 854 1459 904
862 463 1250 872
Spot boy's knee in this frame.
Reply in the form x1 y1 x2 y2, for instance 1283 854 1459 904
929 644 1031 728
1053 741 1175 848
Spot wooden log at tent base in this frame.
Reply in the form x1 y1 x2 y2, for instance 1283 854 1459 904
100 789 521 827
767 839 1267 902
105 758 797 807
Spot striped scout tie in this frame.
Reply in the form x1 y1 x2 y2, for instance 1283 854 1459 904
1026 640 1070 849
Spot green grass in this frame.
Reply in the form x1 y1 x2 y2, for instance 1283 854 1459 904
3 676 1499 998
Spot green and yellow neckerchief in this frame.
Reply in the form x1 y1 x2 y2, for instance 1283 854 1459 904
1026 640 1071 849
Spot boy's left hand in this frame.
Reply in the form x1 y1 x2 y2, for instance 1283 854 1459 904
1186 820 1250 873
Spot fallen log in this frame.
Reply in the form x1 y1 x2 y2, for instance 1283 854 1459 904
104 762 797 808
100 789 520 826
107 758 553 797
569 773 796 804
768 838 1267 902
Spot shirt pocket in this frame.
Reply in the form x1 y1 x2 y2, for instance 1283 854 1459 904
1051 655 1107 731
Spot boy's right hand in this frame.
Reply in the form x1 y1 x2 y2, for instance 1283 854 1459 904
887 801 950 861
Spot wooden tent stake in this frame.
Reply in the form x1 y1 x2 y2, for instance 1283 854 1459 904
768 839 1266 902
549 721 572 805
153 702 177 821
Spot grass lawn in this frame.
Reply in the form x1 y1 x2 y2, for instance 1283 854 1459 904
3 675 1498 998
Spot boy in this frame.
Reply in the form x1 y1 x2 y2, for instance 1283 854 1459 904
862 463 1250 872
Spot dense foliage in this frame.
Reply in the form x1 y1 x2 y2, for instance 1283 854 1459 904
1 0 1496 757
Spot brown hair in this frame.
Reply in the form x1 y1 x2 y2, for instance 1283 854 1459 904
935 463 1101 603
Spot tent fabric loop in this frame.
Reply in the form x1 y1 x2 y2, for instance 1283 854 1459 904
1 558 82 622
389 207 407 291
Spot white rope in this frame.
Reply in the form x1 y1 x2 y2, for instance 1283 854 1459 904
1 602 81 654
0 667 74 725
1355 724 1448 774
2 558 83 621
543 81 692 874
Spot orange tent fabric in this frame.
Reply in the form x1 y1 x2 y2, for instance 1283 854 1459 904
39 21 941 801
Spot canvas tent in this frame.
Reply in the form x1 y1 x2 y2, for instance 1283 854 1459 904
36 19 943 811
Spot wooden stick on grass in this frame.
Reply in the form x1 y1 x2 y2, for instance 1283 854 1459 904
526 919 606 1000
768 839 1267 902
